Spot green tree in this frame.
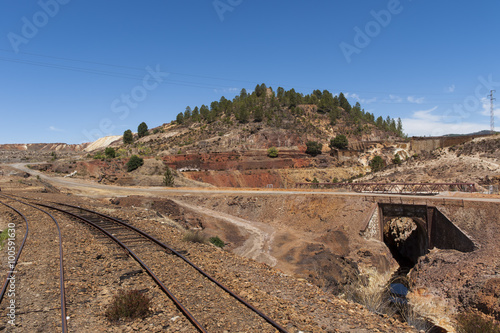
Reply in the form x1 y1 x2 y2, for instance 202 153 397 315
238 108 249 123
163 166 175 187
311 177 319 188
396 118 404 136
123 129 133 144
276 87 285 103
369 155 385 172
184 106 192 119
200 104 210 121
192 106 200 122
305 141 323 156
105 147 116 159
127 155 144 172
176 112 184 124
330 134 349 150
138 122 148 138
240 88 248 99
254 83 267 97
338 92 351 113
267 147 278 158
253 106 264 122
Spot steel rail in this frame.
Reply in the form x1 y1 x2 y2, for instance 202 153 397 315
36 202 208 333
53 202 289 333
0 195 68 333
0 200 29 304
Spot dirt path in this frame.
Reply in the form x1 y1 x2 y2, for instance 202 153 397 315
6 163 500 203
171 199 278 267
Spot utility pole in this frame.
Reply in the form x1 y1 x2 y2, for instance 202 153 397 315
489 90 496 134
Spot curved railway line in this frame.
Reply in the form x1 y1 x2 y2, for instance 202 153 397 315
0 194 68 332
0 194 288 332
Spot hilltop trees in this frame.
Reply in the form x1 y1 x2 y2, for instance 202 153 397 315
171 83 406 139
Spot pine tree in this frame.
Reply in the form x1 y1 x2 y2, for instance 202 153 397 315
123 129 133 144
138 122 148 138
163 167 175 187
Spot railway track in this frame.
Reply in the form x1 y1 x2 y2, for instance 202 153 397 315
0 194 68 332
30 199 288 332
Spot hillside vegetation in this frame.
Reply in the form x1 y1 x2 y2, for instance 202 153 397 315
119 84 406 156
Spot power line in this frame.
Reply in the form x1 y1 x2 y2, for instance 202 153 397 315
489 90 496 134
0 48 468 96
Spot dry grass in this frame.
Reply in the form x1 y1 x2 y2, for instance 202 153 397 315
182 230 209 244
342 266 393 314
106 289 150 322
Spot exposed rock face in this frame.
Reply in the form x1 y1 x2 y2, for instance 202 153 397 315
471 278 500 320
386 217 417 247
0 143 90 151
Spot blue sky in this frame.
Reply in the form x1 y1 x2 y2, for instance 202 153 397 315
1 0 499 144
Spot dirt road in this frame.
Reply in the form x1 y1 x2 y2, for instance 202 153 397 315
8 163 500 204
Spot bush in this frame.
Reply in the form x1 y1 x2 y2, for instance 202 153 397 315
456 312 500 333
267 147 278 158
163 167 175 187
305 141 323 156
209 236 225 248
105 289 150 322
105 147 116 159
392 153 402 165
0 229 9 250
93 152 105 160
330 134 348 150
126 155 144 172
182 230 208 244
369 155 385 172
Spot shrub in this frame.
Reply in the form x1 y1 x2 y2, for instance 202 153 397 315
105 147 116 159
392 153 402 165
312 177 319 188
330 134 348 150
182 230 208 244
267 147 278 158
456 312 500 333
209 236 225 248
163 167 175 187
105 289 150 322
0 229 9 250
126 155 144 172
369 155 385 172
93 152 105 160
305 141 323 156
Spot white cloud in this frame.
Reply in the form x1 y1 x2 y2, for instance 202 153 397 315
388 94 403 103
412 106 440 122
480 97 500 117
345 92 377 104
446 84 455 93
213 87 239 94
49 126 65 132
407 96 425 104
402 106 488 136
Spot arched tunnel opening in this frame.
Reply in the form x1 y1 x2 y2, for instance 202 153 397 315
376 204 475 271
383 216 429 269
